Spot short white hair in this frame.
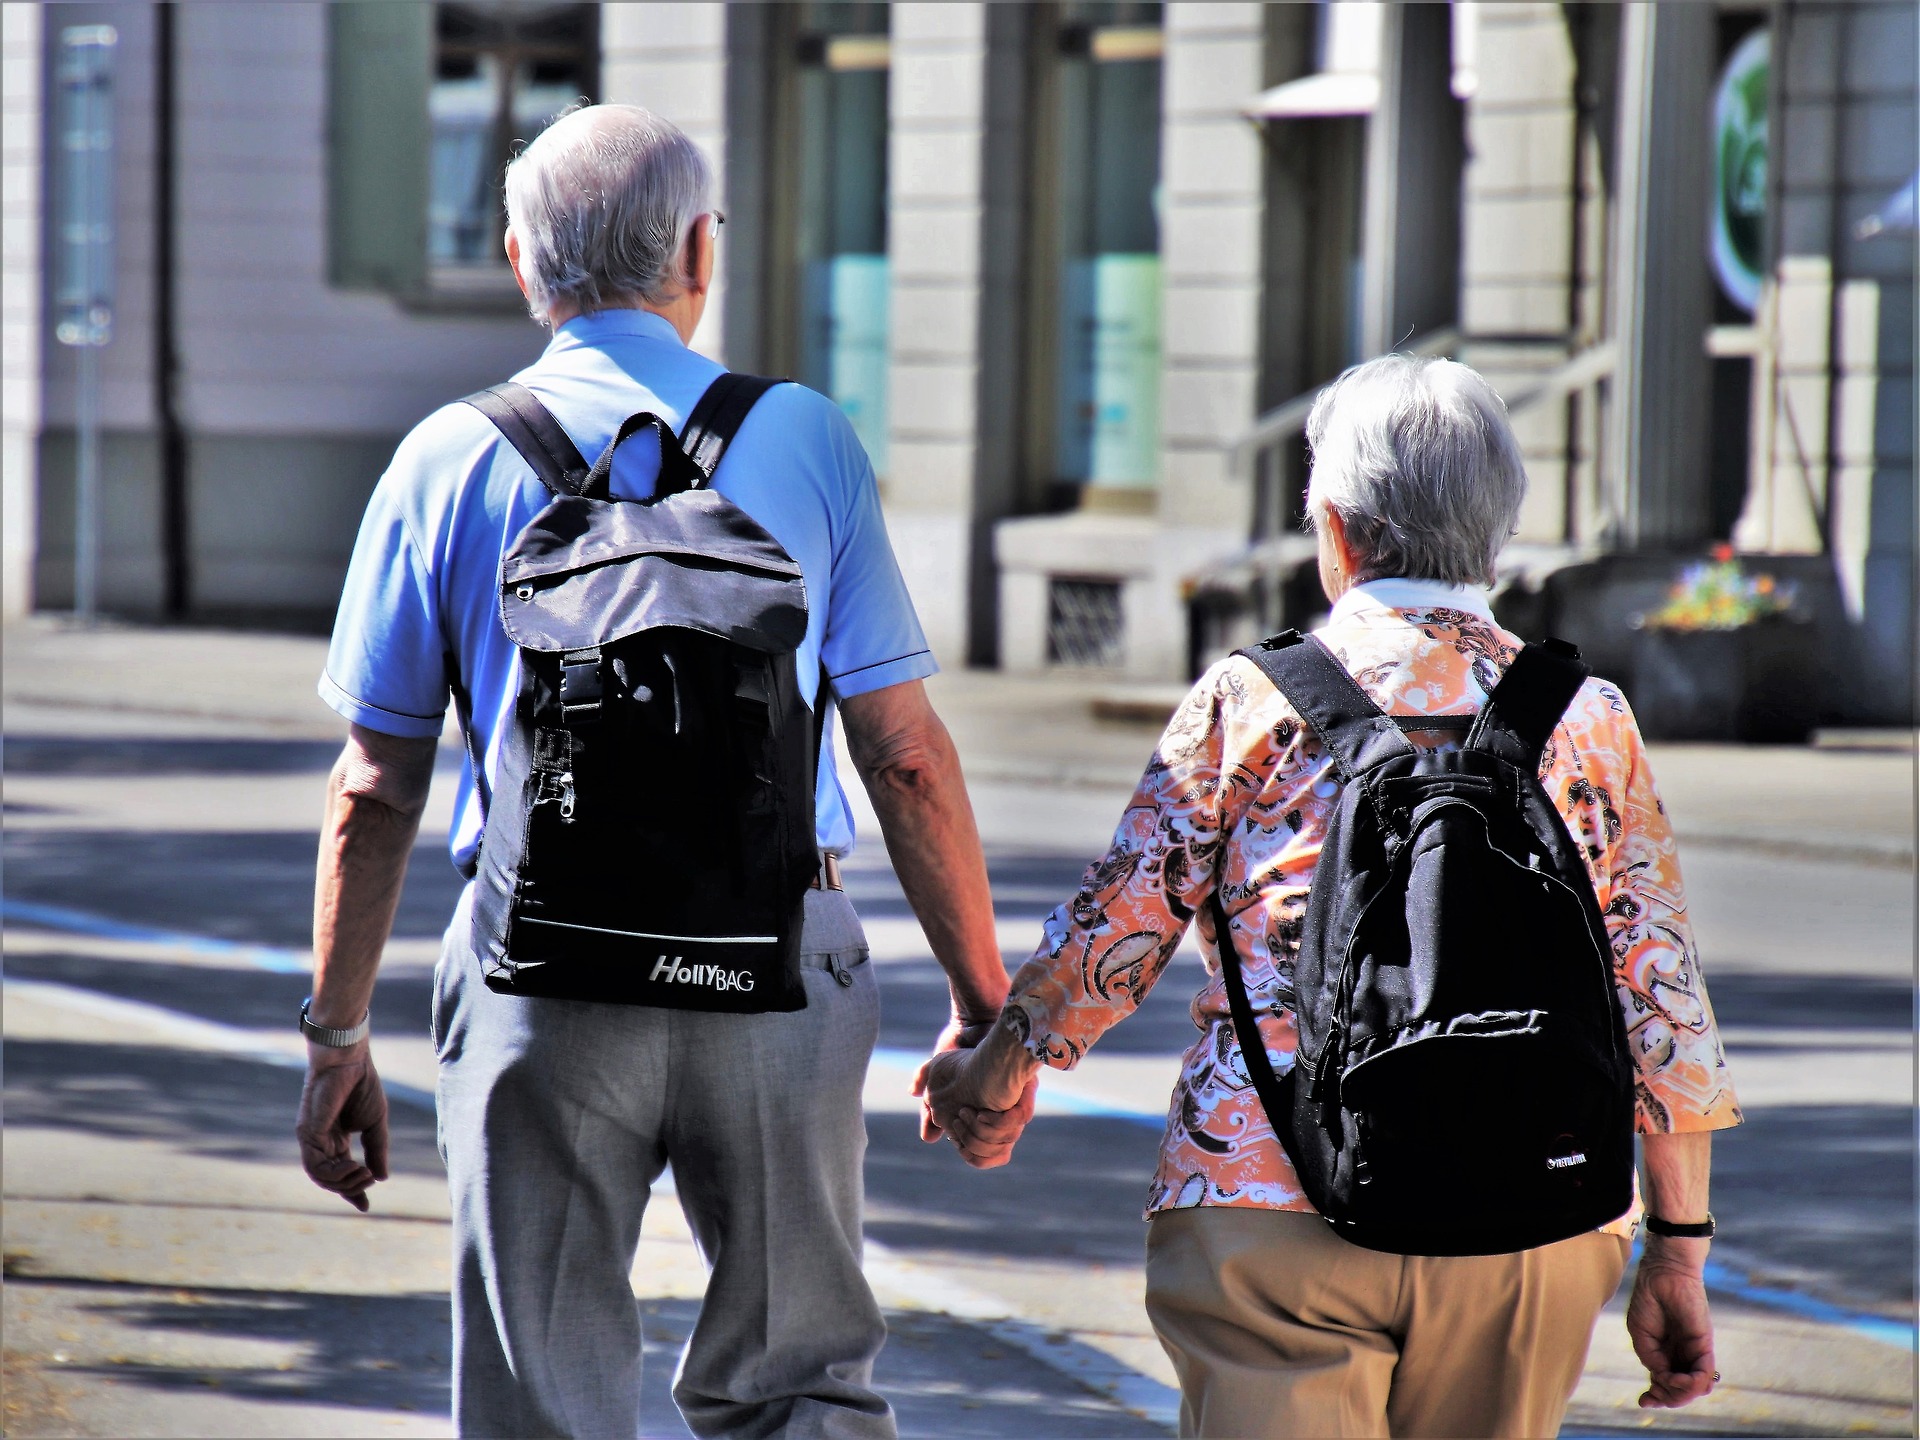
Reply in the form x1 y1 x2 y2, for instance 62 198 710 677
1305 354 1528 586
503 104 712 319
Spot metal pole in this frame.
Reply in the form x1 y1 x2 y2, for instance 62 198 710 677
75 340 100 623
56 24 117 624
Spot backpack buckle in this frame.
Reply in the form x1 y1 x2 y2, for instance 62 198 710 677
560 648 604 724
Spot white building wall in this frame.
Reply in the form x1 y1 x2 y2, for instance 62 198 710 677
1457 2 1578 546
601 2 728 362
884 1 987 670
2 1 41 618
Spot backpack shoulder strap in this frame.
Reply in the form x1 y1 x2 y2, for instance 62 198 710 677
1236 630 1415 783
678 373 783 484
461 382 592 498
1465 637 1589 770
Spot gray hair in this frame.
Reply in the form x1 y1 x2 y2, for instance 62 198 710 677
503 104 712 319
1304 354 1528 586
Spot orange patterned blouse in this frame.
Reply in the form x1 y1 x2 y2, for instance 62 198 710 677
1004 580 1743 1231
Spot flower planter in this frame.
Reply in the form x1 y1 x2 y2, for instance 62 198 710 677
1629 620 1817 743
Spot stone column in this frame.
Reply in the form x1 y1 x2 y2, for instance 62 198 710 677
1457 3 1580 545
2 2 42 619
884 2 988 669
1608 1 1716 548
601 4 729 361
1149 1 1267 675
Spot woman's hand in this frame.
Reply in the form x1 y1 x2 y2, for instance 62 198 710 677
911 1015 1039 1168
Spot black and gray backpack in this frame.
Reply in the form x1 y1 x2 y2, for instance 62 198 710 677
1211 630 1636 1255
455 374 822 1014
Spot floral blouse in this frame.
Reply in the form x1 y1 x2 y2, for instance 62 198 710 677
1003 580 1743 1230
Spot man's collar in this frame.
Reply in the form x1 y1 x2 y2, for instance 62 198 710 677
550 307 684 349
1329 577 1497 626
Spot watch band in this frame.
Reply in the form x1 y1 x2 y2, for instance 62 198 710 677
300 997 370 1048
1644 1212 1715 1239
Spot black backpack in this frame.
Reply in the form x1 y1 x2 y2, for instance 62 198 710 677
1210 630 1636 1256
455 374 822 1014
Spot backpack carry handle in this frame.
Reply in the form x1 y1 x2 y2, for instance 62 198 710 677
581 412 707 501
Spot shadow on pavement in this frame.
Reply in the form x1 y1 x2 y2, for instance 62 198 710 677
4 1275 449 1416
2 830 466 947
1702 972 1916 1031
4 949 435 1038
636 1298 1167 1439
3 1040 444 1179
865 1113 1162 1267
2 737 350 777
1710 1104 1916 1310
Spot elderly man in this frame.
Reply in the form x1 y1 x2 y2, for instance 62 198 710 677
295 105 1024 1439
928 355 1741 1438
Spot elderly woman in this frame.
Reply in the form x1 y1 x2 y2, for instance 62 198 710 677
922 354 1742 1438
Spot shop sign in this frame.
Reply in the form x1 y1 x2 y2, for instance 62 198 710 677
1710 30 1769 314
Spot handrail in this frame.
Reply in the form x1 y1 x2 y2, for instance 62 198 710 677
1501 340 1617 415
1229 327 1461 474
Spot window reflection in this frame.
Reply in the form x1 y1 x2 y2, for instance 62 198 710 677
793 4 892 473
431 2 598 269
1047 3 1164 495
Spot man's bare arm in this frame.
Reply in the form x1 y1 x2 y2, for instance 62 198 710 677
297 724 437 1211
840 680 1007 1034
1628 1131 1719 1409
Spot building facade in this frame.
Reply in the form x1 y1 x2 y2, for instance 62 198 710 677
4 1 1913 721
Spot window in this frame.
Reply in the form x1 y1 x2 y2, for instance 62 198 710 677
431 3 598 273
781 4 891 472
1026 3 1165 507
327 1 597 301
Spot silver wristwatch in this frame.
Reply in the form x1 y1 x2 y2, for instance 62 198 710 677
300 997 370 1048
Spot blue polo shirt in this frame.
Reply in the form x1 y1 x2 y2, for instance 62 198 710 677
321 308 937 870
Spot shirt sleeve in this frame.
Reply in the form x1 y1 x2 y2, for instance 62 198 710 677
319 479 449 739
1561 685 1743 1135
1004 663 1239 1069
818 415 937 701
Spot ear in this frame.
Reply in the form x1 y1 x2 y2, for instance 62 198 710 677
685 214 715 297
505 227 533 302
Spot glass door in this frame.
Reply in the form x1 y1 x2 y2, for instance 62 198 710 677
1031 3 1165 506
791 4 892 473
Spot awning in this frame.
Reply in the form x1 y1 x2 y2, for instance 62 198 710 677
1242 70 1379 120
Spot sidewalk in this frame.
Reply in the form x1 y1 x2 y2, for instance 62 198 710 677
7 618 1913 865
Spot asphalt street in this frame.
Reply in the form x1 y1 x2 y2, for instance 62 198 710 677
2 624 1915 1438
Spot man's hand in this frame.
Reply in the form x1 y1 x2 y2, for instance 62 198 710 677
296 1044 390 1213
911 1016 1039 1169
300 724 432 1212
1626 1238 1718 1408
912 1048 1036 1168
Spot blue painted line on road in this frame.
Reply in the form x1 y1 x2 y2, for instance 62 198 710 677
1700 1259 1916 1352
1634 1237 1916 1352
11 906 1914 1356
1 898 310 974
870 1047 1166 1130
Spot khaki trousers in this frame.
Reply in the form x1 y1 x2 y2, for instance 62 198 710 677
1145 1208 1629 1440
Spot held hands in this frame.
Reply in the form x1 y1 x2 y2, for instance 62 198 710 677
1626 1236 1720 1408
910 1016 1037 1170
295 1042 390 1212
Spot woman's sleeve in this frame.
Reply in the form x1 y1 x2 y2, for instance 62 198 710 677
1578 691 1744 1134
1002 662 1244 1070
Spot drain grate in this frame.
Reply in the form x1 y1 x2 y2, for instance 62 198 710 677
1047 578 1124 668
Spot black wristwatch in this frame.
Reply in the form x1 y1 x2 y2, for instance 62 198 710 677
1644 1212 1715 1239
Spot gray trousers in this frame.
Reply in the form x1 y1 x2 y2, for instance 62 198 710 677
433 884 896 1440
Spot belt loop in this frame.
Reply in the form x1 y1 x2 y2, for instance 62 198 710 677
810 851 844 892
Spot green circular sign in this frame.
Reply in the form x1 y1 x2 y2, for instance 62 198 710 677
1711 30 1769 313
